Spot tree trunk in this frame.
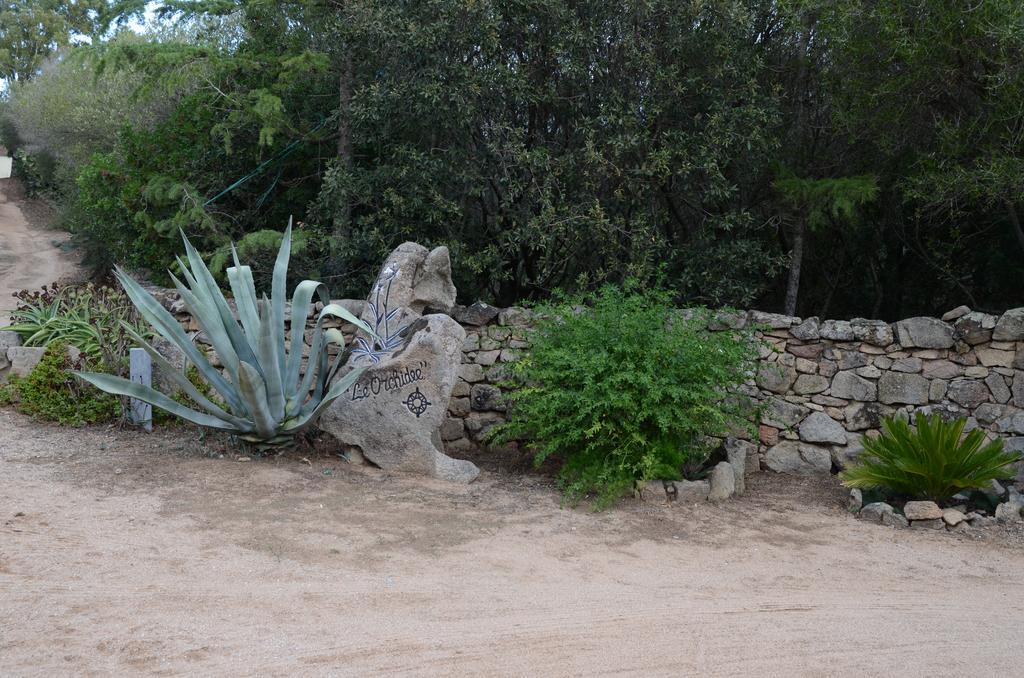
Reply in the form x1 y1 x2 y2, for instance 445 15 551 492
334 49 354 239
782 12 814 317
1007 200 1024 255
783 217 805 316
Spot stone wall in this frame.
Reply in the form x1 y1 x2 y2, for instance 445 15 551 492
741 307 1024 474
155 292 1024 473
7 282 1019 480
445 304 1024 473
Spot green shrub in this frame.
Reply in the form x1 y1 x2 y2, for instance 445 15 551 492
4 342 121 426
12 148 58 197
840 414 1021 502
491 284 760 508
65 152 184 276
208 227 321 291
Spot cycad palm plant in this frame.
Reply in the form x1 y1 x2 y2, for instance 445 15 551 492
77 223 373 446
840 413 1020 502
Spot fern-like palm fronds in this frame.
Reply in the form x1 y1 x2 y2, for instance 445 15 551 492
840 413 1020 502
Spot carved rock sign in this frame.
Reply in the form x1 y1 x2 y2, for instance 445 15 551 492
319 243 480 483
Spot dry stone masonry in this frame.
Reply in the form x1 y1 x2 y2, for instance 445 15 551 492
850 488 1024 532
0 331 81 380
107 284 1024 488
440 304 1024 484
746 308 1024 478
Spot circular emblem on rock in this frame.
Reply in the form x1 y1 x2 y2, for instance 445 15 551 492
403 387 432 418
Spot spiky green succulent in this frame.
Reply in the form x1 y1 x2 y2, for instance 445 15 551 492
77 222 371 446
840 413 1021 502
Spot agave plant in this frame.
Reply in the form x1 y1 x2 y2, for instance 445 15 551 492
840 413 1021 502
77 223 373 446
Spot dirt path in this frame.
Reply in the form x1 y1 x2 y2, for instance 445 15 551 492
0 180 79 324
1 409 1023 677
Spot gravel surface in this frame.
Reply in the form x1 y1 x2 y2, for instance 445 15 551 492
2 408 1023 676
0 180 81 324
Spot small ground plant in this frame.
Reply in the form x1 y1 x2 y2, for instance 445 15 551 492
5 283 152 375
0 342 121 426
840 413 1020 503
491 284 759 508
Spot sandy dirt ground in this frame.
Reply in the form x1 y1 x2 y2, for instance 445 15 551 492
1 409 1023 677
0 179 81 325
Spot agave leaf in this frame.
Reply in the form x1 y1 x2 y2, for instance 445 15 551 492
180 232 260 373
324 327 346 347
169 272 242 383
256 295 285 421
270 219 291 378
284 280 331 393
292 303 370 407
321 328 349 385
120 323 252 429
75 371 242 431
226 258 261 341
284 366 366 431
237 360 277 440
114 267 246 414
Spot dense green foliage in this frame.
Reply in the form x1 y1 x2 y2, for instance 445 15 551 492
0 342 121 426
77 225 372 447
207 227 318 290
0 0 110 84
840 414 1021 502
5 37 170 185
2 1 1022 316
5 283 152 372
492 285 759 507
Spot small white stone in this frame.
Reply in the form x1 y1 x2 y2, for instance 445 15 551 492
941 509 965 526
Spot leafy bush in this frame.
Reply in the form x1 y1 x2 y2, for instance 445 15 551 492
66 151 207 276
5 44 169 176
62 96 316 280
2 342 121 426
5 283 152 375
208 227 321 291
491 284 759 508
12 148 59 197
840 414 1021 502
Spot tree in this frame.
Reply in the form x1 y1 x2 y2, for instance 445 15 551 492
314 0 782 303
0 1 107 84
773 172 877 315
10 0 1023 318
826 1 1024 313
6 35 170 175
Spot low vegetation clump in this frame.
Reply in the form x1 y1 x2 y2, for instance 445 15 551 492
492 284 759 508
5 283 152 374
0 342 120 426
840 414 1021 503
